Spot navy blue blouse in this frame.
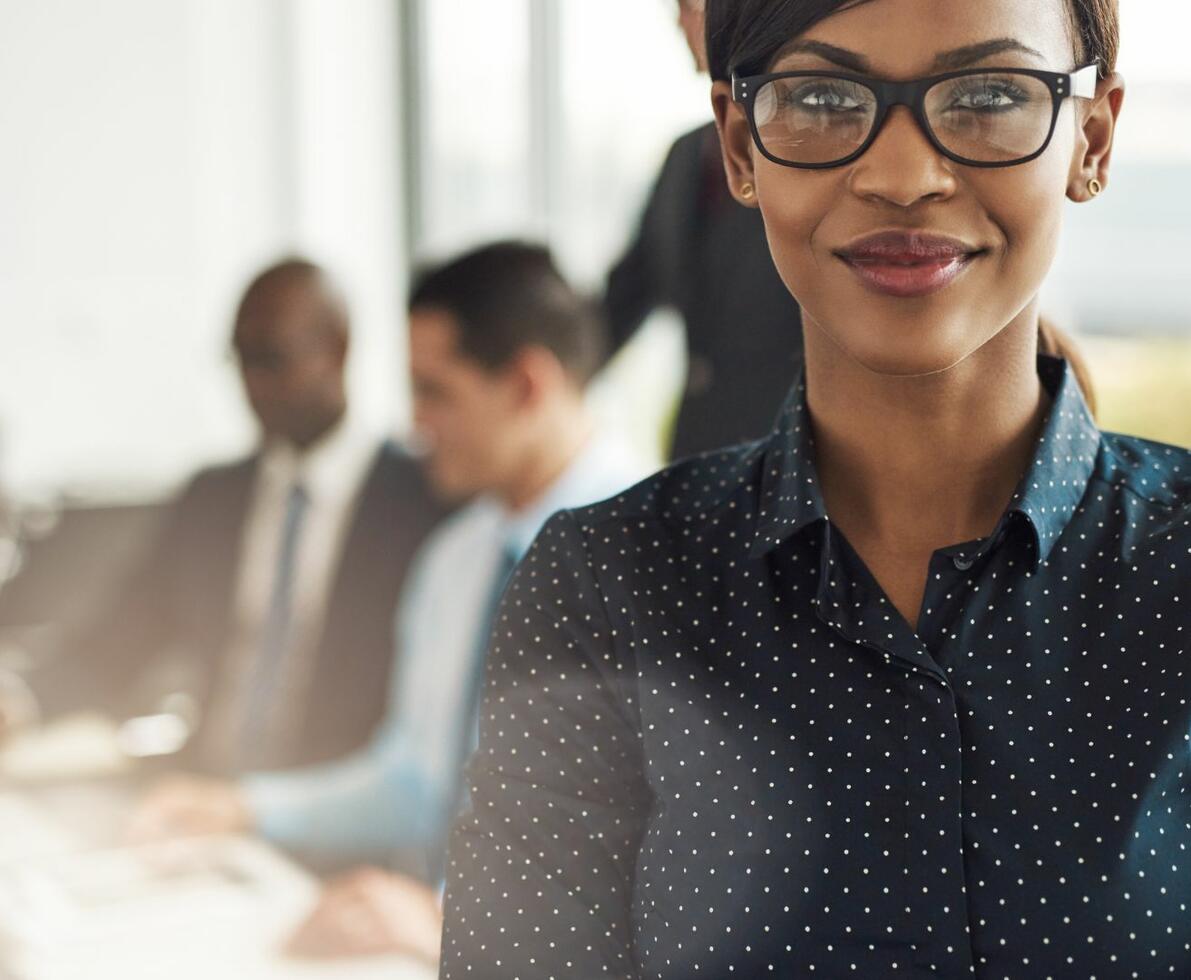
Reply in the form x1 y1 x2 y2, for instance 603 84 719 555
442 356 1190 978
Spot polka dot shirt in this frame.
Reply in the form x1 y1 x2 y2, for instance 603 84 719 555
441 356 1190 978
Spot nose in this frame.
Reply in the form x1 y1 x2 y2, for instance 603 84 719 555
848 105 957 208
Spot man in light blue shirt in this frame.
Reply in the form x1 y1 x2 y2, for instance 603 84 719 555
241 429 640 863
131 242 649 963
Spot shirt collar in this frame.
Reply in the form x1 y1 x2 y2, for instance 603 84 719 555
750 374 828 558
750 355 1101 570
497 433 646 558
998 354 1101 568
260 416 377 503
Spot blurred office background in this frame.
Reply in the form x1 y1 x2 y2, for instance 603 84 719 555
0 1 1188 976
0 0 1188 511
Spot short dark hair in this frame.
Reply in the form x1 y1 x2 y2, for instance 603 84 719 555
408 241 606 385
236 257 350 342
706 0 1119 82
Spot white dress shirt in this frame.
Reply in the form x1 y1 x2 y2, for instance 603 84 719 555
201 417 381 769
241 433 648 860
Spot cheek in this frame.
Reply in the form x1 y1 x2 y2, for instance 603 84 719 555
755 169 838 300
440 398 502 463
976 154 1069 295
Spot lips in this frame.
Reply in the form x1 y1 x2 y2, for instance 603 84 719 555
835 232 985 298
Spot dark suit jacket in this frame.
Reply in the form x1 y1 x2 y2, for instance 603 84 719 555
30 440 444 773
604 122 803 461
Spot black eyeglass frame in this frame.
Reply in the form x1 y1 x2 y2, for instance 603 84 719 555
731 64 1099 170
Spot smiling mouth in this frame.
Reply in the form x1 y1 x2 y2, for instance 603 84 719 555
835 232 987 299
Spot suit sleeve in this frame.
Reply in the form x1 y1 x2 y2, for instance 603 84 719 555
29 484 196 720
602 139 685 358
440 510 650 979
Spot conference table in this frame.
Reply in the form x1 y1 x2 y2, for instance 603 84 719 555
0 717 435 980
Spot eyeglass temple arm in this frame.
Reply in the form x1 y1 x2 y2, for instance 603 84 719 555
1069 64 1100 99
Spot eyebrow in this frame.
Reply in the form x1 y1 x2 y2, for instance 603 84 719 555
772 40 869 73
769 37 1048 75
931 38 1048 70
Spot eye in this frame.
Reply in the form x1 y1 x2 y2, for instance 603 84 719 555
788 83 866 112
947 80 1031 112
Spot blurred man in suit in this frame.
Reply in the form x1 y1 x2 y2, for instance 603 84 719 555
603 0 803 460
0 259 444 774
129 242 647 967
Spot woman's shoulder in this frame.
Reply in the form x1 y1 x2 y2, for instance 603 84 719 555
1091 431 1191 555
1095 430 1191 510
560 436 770 537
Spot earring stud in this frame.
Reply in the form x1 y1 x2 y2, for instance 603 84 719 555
1087 177 1103 198
739 182 755 200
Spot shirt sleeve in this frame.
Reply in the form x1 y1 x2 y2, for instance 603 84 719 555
242 540 462 861
440 510 651 979
241 732 443 859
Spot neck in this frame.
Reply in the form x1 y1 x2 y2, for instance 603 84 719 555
499 400 594 514
805 308 1048 554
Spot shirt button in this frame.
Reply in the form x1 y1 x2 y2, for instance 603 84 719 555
953 555 974 571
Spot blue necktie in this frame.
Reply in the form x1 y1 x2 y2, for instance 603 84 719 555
424 542 520 883
460 542 520 757
474 543 520 674
240 481 309 770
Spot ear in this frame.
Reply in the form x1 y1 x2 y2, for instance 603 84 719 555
505 345 566 413
711 79 760 208
1068 71 1125 202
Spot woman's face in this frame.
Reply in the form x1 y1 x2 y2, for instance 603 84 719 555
712 0 1122 376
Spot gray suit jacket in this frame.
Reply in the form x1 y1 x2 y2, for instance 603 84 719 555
604 122 803 460
18 440 445 773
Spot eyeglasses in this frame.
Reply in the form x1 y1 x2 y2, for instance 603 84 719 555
731 65 1098 169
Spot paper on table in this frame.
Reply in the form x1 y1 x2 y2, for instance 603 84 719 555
0 835 435 980
0 794 75 866
0 713 130 783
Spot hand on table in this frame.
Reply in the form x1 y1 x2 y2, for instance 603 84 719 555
127 774 253 842
0 669 39 743
285 868 442 964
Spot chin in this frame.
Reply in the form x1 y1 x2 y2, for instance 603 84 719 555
425 463 467 503
828 305 994 378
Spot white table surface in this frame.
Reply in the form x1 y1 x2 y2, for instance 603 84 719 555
0 723 436 980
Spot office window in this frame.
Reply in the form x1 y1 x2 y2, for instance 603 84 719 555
412 0 708 281
415 0 534 259
551 0 709 284
412 0 712 462
0 0 407 499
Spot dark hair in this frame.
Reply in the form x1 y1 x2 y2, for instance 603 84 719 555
706 0 1119 81
408 241 606 385
237 257 350 341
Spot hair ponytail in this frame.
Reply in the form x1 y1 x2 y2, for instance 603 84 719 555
1038 318 1098 419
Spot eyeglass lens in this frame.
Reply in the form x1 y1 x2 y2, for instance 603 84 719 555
752 72 1055 166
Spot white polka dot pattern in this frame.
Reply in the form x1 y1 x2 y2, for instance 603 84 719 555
441 357 1191 978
